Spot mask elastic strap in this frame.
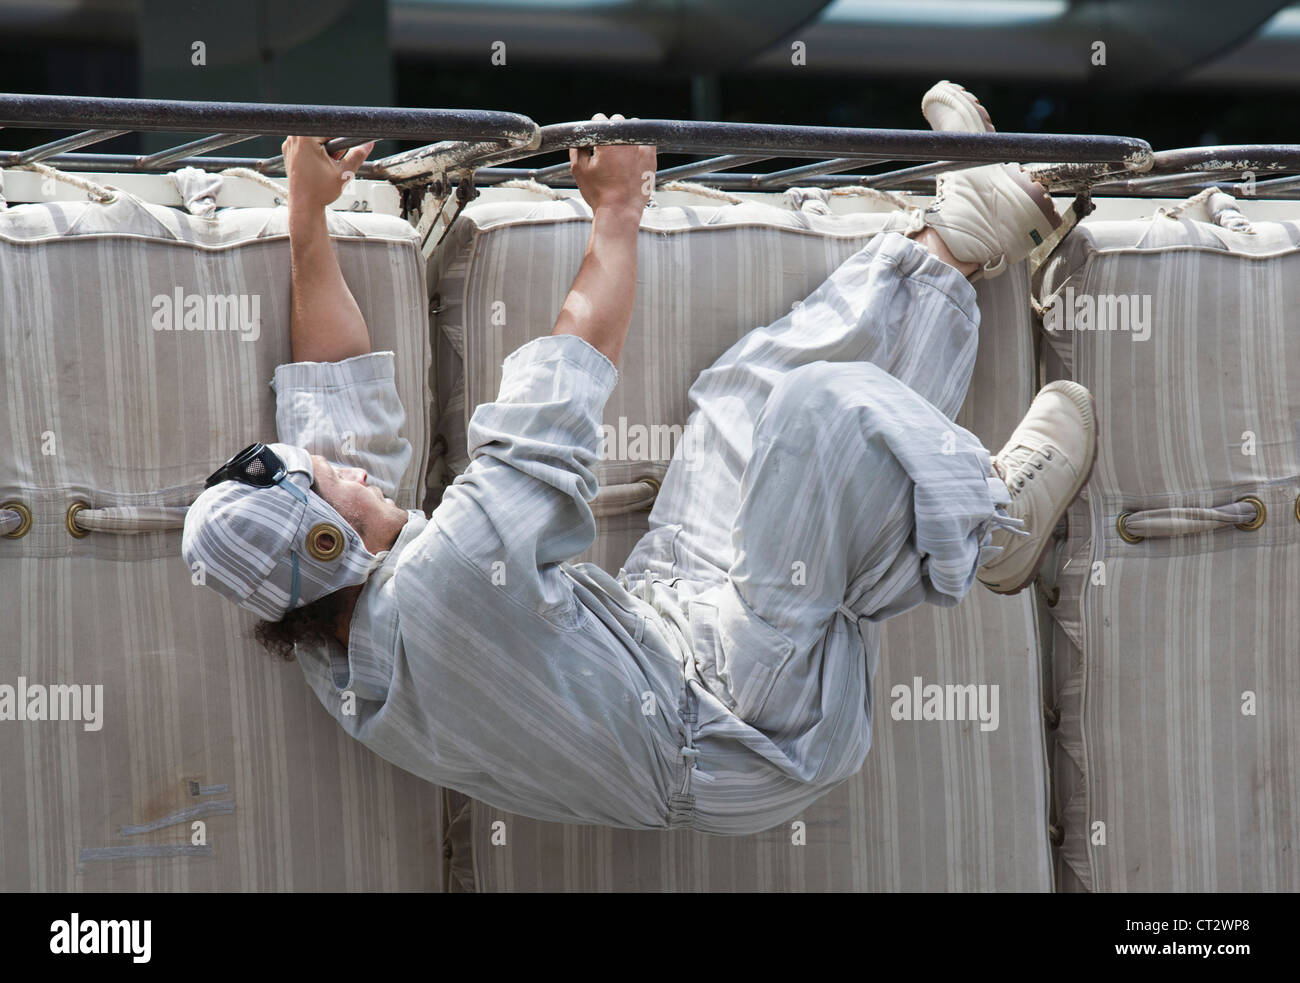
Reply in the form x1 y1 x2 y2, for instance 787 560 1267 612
278 475 309 611
279 475 311 504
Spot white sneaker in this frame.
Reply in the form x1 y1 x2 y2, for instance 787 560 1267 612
910 162 1062 279
977 381 1099 595
911 79 1061 278
922 80 995 133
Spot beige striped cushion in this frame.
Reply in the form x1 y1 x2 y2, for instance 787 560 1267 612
0 191 443 890
1037 214 1300 891
431 191 1051 891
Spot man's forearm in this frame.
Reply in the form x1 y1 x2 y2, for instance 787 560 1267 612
288 204 372 363
551 205 641 368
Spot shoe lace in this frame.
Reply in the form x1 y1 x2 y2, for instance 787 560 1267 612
995 443 1054 496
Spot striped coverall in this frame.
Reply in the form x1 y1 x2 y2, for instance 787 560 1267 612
281 230 1015 835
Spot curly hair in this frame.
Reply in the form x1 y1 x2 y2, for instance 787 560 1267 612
252 588 352 660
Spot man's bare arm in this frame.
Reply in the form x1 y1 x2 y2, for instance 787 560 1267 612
551 114 656 368
284 136 376 364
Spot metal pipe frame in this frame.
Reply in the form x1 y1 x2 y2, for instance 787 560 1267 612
3 93 1300 201
0 92 540 179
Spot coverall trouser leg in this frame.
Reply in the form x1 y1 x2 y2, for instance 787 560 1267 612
623 230 1013 743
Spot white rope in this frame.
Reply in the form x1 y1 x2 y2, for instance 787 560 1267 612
828 185 917 212
12 161 117 202
217 167 290 199
494 178 565 200
1155 185 1218 220
658 180 744 204
1206 189 1256 234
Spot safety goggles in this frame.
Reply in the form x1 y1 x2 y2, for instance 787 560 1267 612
205 442 290 489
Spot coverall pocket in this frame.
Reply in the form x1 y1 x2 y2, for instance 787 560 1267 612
686 581 795 726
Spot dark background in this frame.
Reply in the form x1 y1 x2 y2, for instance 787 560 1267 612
2 0 1298 170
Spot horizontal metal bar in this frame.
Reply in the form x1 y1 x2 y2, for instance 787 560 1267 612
1251 173 1300 193
471 119 1155 171
1143 145 1300 174
0 92 538 145
0 150 330 175
1089 177 1300 201
1091 170 1219 195
1085 183 1300 201
1086 147 1300 198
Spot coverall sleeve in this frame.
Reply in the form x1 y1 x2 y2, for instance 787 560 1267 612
269 350 413 499
429 333 619 627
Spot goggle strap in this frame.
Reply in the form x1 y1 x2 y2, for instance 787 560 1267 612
280 477 311 614
280 475 310 505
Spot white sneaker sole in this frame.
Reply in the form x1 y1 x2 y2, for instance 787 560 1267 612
922 81 995 134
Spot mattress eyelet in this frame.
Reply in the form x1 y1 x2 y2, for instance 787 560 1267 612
637 475 661 510
1116 511 1143 544
1235 495 1265 532
1 501 33 539
66 501 91 539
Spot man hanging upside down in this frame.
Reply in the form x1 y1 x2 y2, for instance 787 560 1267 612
183 83 1097 835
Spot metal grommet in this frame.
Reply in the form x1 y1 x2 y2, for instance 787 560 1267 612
1043 585 1061 607
1 501 33 539
66 501 91 539
1236 495 1265 531
637 475 661 510
1048 823 1065 848
1116 511 1143 544
305 521 345 561
1044 704 1061 729
1294 493 1300 525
